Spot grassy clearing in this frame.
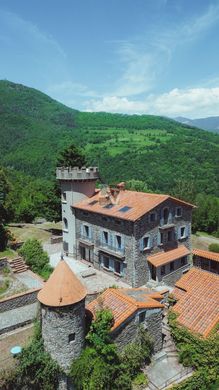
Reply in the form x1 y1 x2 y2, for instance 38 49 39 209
9 225 51 244
0 248 17 259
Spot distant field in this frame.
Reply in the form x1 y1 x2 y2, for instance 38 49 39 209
192 232 219 251
84 127 172 156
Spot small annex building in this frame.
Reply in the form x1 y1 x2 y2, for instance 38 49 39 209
87 287 164 352
193 248 219 274
172 267 219 337
37 259 165 374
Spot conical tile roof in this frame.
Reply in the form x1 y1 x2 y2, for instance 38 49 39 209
37 259 87 307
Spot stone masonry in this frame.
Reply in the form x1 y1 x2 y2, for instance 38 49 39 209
74 198 192 287
41 300 85 371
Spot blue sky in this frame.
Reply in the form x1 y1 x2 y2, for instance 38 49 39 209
1 0 219 118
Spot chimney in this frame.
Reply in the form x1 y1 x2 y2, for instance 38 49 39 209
117 182 125 191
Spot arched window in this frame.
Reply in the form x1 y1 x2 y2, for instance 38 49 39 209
63 217 68 230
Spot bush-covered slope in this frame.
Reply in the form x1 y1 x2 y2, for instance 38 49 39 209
0 80 219 198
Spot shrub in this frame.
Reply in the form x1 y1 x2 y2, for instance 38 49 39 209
208 243 219 253
168 311 219 389
0 322 61 390
19 239 53 279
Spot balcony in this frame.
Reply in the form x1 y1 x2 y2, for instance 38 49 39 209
97 240 125 259
78 234 94 247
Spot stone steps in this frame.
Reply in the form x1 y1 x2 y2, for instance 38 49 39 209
9 257 28 273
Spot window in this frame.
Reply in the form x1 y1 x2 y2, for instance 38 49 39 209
139 311 146 323
160 232 164 244
181 257 186 266
68 333 75 343
167 231 172 242
180 226 185 238
116 235 122 249
103 255 110 269
103 231 109 244
161 265 166 275
176 207 182 217
150 213 156 222
143 236 150 249
62 192 67 202
170 261 175 272
114 260 121 275
63 218 68 230
84 225 90 238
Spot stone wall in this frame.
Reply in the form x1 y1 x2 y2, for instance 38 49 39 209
41 299 85 371
0 288 40 313
75 209 136 286
111 316 138 351
146 309 163 353
111 308 163 353
162 264 190 286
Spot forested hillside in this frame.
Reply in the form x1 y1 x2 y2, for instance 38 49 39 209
0 80 219 233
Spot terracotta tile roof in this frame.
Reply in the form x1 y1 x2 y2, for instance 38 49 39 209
193 248 219 263
147 245 190 267
172 268 219 337
87 288 164 331
74 190 195 222
37 259 87 307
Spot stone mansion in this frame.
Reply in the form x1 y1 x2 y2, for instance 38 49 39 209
57 166 195 287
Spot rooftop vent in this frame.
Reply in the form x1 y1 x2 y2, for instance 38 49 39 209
104 204 114 209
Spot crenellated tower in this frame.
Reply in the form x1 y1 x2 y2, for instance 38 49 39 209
56 166 99 257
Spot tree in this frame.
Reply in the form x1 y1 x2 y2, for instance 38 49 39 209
57 143 86 168
19 239 53 279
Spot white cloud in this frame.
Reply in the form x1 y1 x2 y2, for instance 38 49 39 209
109 2 219 99
85 86 219 118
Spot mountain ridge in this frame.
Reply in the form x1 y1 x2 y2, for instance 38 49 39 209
0 80 219 198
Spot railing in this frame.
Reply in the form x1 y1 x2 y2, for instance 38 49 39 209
97 240 125 255
162 263 190 282
79 234 93 242
148 367 193 389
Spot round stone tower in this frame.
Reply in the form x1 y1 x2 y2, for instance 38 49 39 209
56 166 99 257
37 259 87 371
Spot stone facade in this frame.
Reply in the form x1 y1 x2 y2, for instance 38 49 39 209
74 198 192 287
41 299 85 371
111 308 163 353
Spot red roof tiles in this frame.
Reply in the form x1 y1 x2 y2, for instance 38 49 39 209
172 268 219 337
87 288 164 331
193 248 219 263
147 245 190 267
74 190 195 222
37 260 87 307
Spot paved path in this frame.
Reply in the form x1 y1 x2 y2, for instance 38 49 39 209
49 252 129 294
0 303 38 334
16 270 44 289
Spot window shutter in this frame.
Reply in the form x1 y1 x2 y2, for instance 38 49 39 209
157 232 160 246
186 225 189 237
160 209 164 226
110 233 114 247
89 227 92 239
80 225 84 236
148 235 151 248
109 258 114 271
169 210 172 224
121 236 124 250
140 238 144 251
178 226 181 239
